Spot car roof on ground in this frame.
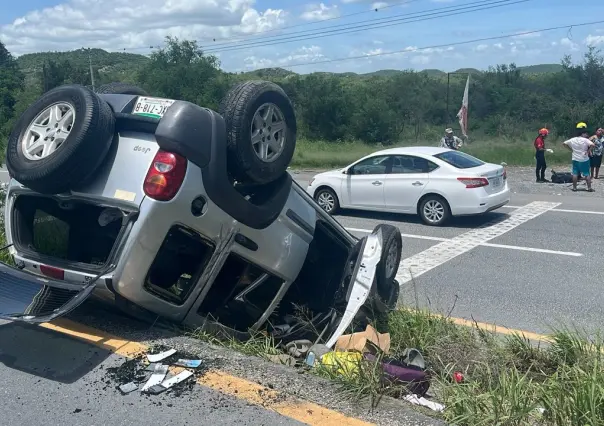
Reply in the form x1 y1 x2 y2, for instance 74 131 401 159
371 146 451 156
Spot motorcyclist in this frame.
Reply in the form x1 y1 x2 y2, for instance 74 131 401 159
534 128 549 182
440 128 463 150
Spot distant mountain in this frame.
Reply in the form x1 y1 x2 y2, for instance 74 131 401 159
15 48 565 83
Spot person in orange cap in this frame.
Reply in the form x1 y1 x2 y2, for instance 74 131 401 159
534 128 549 182
589 127 603 179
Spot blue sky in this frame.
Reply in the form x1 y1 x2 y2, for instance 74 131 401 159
2 0 604 74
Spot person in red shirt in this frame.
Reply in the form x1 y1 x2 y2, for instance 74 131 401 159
534 128 549 182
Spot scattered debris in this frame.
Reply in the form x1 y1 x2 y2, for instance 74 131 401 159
118 382 138 394
403 394 445 413
285 340 313 358
267 354 297 366
141 364 169 392
147 348 177 363
334 324 390 354
173 359 202 368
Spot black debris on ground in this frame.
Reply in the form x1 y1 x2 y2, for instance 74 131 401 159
103 348 226 399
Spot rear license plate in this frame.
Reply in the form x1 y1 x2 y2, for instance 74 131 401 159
132 97 175 119
491 177 502 187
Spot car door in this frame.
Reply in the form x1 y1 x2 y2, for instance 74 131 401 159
384 155 437 212
324 231 382 348
343 155 391 209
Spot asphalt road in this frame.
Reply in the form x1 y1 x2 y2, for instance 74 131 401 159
1 165 602 426
292 169 604 336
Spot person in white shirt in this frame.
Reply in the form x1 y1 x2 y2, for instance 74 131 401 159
562 122 595 192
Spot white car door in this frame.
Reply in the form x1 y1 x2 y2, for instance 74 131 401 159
384 155 437 212
343 155 391 209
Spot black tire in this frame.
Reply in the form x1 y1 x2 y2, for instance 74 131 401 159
218 80 297 184
96 82 149 96
314 186 339 215
373 224 402 310
6 84 115 194
418 194 451 226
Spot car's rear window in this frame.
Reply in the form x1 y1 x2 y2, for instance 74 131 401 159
433 151 485 169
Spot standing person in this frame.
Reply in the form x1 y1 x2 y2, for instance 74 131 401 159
589 128 604 179
440 128 463 150
534 128 549 183
562 122 595 192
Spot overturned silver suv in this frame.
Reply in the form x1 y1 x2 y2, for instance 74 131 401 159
0 80 402 345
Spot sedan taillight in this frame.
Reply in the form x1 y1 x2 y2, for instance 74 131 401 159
457 177 489 188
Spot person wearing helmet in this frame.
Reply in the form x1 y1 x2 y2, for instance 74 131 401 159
589 128 604 179
440 128 463 150
562 122 595 192
534 128 549 182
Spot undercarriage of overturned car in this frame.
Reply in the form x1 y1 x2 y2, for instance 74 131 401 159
0 80 403 347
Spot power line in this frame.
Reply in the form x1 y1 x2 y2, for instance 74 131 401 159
203 0 528 54
205 0 424 44
208 0 480 49
268 20 604 71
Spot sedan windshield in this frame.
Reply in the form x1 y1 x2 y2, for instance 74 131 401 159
433 151 485 169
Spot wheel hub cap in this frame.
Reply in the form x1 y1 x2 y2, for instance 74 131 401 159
251 103 286 163
21 102 76 161
385 240 399 277
317 192 334 211
424 200 444 223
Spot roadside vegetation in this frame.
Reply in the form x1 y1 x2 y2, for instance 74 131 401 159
3 38 604 168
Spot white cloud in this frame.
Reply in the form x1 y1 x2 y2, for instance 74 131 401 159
473 44 488 52
411 55 431 65
300 3 339 21
1 0 287 55
371 2 389 8
493 43 503 49
560 37 579 51
279 45 326 65
584 34 604 46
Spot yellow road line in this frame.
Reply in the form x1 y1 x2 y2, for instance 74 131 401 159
401 309 552 343
39 318 373 426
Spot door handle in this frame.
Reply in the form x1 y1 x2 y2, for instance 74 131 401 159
372 181 383 186
412 181 424 186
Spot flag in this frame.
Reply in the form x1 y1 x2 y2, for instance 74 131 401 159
456 75 470 138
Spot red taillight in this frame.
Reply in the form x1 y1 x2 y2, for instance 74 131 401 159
40 264 64 280
143 150 187 201
457 177 489 188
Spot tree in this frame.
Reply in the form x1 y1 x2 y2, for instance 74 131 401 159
0 40 25 161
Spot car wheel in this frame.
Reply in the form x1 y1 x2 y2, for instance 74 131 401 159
95 82 149 96
314 187 339 214
6 84 115 194
418 195 451 226
219 80 297 185
373 224 402 311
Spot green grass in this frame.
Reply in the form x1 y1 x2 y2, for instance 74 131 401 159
291 138 571 169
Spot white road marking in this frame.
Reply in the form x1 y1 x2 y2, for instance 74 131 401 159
346 222 581 257
480 242 582 257
550 208 604 215
394 201 561 284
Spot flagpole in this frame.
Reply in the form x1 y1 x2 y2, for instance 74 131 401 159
445 72 465 129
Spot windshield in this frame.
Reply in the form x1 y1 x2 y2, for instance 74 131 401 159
433 151 485 169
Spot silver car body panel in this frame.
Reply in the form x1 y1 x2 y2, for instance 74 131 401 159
1 93 383 340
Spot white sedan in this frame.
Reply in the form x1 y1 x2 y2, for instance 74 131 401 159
306 146 510 226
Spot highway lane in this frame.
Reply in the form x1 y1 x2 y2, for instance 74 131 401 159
291 170 603 336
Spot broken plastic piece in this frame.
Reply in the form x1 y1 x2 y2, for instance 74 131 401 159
146 384 167 395
119 382 138 394
161 370 194 389
334 324 390 354
141 364 169 392
147 349 177 363
173 359 202 368
145 362 158 372
403 394 445 412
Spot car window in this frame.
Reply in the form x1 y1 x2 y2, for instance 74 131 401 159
433 151 485 169
391 155 439 174
349 155 391 175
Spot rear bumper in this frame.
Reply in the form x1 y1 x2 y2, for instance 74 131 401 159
451 185 511 216
0 260 106 323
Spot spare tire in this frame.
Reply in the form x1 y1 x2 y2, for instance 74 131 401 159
219 80 297 184
96 82 149 96
6 84 115 194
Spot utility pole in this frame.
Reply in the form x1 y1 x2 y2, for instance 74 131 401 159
89 51 96 91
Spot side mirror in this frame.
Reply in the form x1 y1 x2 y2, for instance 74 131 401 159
343 168 350 175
